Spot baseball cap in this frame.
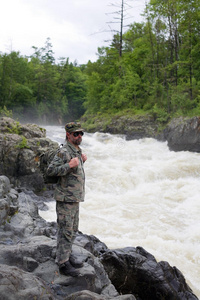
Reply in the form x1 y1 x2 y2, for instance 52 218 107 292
65 122 84 133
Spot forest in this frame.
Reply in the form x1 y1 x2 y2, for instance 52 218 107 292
0 0 200 125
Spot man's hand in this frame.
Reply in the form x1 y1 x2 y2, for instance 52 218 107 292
69 157 79 168
82 154 87 163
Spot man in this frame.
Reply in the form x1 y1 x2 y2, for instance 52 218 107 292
47 122 87 276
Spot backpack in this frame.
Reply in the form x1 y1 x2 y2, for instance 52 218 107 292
40 144 63 184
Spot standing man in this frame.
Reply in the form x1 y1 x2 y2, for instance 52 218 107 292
47 122 87 276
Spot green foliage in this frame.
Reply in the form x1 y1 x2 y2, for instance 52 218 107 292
16 136 30 149
81 112 113 132
0 106 13 117
151 104 169 123
7 121 21 135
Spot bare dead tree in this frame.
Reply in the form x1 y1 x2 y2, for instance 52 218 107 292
106 0 136 57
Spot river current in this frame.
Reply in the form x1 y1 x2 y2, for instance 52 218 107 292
40 125 200 297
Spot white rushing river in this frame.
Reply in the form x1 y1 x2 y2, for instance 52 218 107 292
40 125 200 297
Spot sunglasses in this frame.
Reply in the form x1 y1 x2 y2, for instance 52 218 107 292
72 131 84 137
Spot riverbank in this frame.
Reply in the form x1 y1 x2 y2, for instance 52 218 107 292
81 112 160 140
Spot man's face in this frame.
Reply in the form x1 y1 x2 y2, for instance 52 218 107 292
67 131 83 146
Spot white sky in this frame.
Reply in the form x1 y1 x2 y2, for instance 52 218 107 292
0 0 147 64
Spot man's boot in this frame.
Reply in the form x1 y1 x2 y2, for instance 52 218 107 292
59 260 80 277
69 255 84 268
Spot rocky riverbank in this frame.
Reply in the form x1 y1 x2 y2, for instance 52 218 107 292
0 116 199 299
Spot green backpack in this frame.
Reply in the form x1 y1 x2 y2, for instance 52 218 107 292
40 145 63 184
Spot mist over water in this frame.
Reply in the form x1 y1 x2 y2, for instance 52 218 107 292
40 125 200 297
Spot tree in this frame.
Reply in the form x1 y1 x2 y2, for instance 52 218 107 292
29 38 64 123
57 58 87 120
0 52 36 118
106 0 137 59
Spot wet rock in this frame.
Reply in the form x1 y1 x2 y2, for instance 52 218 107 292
100 247 198 300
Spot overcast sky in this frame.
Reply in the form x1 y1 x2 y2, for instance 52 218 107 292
1 0 147 64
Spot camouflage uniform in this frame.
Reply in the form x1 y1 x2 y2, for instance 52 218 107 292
47 133 85 265
56 201 79 265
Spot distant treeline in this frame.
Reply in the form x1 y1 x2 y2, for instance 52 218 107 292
0 0 200 124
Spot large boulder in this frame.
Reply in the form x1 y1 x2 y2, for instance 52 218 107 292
158 116 200 152
0 264 56 300
0 188 56 244
100 247 198 300
0 117 58 190
0 117 46 138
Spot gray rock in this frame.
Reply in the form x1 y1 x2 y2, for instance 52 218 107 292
0 234 119 299
0 264 56 300
159 116 200 152
100 247 198 300
1 190 56 243
0 117 58 191
0 176 18 226
0 117 46 138
82 114 158 140
0 175 11 196
107 115 158 140
65 290 136 299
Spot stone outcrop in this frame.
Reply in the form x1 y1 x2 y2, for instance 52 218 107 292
160 116 200 152
101 248 197 300
102 115 158 140
82 114 159 140
0 117 58 190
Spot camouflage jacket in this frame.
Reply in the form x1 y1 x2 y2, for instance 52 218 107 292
46 141 85 203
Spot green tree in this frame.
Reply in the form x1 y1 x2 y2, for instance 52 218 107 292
29 38 64 123
0 52 36 119
58 59 87 120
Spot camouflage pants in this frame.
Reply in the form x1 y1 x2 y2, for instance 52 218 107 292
56 201 79 266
